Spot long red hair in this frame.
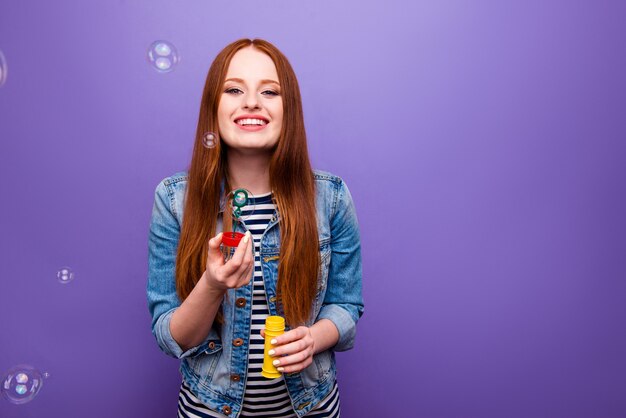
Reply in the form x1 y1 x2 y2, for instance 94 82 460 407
175 38 319 327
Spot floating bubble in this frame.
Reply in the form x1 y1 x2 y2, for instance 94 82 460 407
147 40 179 73
202 132 217 149
57 267 74 284
1 365 49 405
0 50 7 87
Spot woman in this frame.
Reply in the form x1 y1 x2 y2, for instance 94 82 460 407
147 38 363 418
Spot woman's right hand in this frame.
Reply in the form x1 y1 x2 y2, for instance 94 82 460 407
203 231 254 293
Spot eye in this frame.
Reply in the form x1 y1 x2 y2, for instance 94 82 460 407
225 88 242 94
262 90 280 96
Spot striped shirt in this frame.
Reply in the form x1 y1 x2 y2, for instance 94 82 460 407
178 192 340 418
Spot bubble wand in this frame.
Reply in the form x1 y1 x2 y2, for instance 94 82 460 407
221 188 253 260
230 188 248 238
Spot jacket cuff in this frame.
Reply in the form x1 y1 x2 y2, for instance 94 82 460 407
317 304 356 352
154 308 212 359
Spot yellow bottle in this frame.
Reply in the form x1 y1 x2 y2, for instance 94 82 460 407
261 316 285 379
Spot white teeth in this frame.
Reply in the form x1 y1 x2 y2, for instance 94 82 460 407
236 118 267 126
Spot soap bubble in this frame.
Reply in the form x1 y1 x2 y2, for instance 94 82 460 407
57 267 74 284
202 132 217 149
221 188 256 227
0 50 7 87
1 365 49 404
147 40 179 73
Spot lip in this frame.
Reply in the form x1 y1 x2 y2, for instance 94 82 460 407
235 121 267 132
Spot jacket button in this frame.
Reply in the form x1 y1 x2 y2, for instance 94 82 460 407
233 338 244 347
230 374 241 382
269 296 276 303
208 341 216 350
235 297 246 308
221 405 232 415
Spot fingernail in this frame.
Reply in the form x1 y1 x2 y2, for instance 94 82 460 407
243 234 249 243
270 339 277 345
268 349 275 356
277 367 284 372
273 360 280 366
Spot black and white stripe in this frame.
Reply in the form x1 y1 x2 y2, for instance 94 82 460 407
178 192 340 418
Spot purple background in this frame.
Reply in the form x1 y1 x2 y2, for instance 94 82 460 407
1 1 625 417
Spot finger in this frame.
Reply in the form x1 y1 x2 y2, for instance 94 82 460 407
207 233 225 264
270 339 310 358
232 231 252 262
276 358 312 374
221 231 251 275
209 232 223 250
239 235 254 274
260 329 265 338
270 327 308 347
273 350 313 372
245 235 254 263
243 241 255 277
235 238 255 287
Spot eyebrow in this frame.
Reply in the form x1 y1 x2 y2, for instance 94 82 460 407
224 77 280 86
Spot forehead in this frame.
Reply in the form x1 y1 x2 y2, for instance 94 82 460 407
225 47 278 82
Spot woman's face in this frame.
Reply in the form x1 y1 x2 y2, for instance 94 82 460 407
217 46 283 154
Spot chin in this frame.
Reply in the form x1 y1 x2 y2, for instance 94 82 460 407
230 145 276 156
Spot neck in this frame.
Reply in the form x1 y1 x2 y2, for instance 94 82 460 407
226 149 272 195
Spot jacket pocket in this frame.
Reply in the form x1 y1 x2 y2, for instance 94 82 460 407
186 340 222 384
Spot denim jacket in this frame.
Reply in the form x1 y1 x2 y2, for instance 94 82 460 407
147 169 364 417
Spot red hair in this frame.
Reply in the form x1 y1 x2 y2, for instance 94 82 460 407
175 38 319 327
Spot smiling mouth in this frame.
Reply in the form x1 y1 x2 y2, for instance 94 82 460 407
235 118 268 126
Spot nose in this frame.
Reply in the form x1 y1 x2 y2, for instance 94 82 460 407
243 90 260 110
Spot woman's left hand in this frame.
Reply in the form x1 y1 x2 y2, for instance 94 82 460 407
261 326 316 373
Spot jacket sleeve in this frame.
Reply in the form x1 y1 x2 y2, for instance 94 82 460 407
317 178 364 351
146 179 216 359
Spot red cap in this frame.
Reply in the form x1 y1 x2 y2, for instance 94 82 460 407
222 232 245 247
